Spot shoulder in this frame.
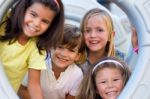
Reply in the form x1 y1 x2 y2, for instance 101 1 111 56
115 49 126 61
78 59 91 75
67 64 83 85
68 64 83 77
28 38 37 47
28 39 46 55
70 64 83 73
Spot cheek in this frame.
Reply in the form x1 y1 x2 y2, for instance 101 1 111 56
118 81 125 91
83 34 87 39
96 84 105 96
69 54 78 61
53 50 60 56
84 35 90 43
41 24 49 33
101 33 109 41
24 13 32 24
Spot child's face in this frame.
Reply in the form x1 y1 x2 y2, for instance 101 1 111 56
95 67 124 99
83 15 109 53
51 45 79 69
23 2 55 38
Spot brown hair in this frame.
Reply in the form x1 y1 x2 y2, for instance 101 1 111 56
58 24 86 64
0 0 65 52
77 56 131 99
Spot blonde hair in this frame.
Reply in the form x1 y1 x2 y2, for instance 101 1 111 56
80 8 115 56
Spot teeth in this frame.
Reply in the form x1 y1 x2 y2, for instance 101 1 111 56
28 24 37 32
59 58 67 62
107 91 115 95
89 40 99 44
58 57 67 62
106 91 118 97
29 26 36 32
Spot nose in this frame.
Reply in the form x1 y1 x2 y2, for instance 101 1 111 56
90 30 97 37
33 18 40 27
107 81 113 88
60 48 68 56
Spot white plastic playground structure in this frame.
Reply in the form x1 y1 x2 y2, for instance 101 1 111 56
0 1 20 99
111 0 150 99
63 0 131 54
0 0 150 99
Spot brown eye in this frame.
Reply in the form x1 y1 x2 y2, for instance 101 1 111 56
29 10 37 17
113 79 120 82
101 81 106 83
98 28 104 32
42 19 50 25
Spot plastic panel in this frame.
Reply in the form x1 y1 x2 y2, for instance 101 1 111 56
0 61 19 99
62 0 131 54
0 0 16 22
0 0 19 98
1 0 149 98
109 0 150 98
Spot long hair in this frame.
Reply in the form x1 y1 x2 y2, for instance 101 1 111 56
76 66 98 99
92 56 131 88
80 8 115 57
0 0 64 52
77 56 131 99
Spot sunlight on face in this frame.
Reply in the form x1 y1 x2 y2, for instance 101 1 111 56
83 15 109 53
51 45 79 70
95 68 124 99
23 2 55 38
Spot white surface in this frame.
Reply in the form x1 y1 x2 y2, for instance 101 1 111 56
1 0 150 98
0 0 19 98
110 0 150 98
63 0 131 54
0 0 15 21
0 62 19 99
0 0 5 6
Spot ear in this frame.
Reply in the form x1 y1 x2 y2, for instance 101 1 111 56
75 53 81 61
112 31 115 37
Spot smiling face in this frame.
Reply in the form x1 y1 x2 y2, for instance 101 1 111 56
95 67 124 99
51 45 79 70
83 14 109 53
22 2 56 39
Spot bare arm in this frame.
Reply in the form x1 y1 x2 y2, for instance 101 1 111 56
28 69 43 99
66 94 75 99
18 85 30 99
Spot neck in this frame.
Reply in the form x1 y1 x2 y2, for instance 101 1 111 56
88 50 107 64
18 34 29 45
52 63 67 79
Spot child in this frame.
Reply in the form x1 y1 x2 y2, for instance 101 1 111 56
0 0 64 98
79 8 125 74
131 26 138 54
125 26 138 71
18 24 86 99
77 56 131 99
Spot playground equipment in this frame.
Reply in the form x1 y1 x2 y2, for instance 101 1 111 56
0 0 150 98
